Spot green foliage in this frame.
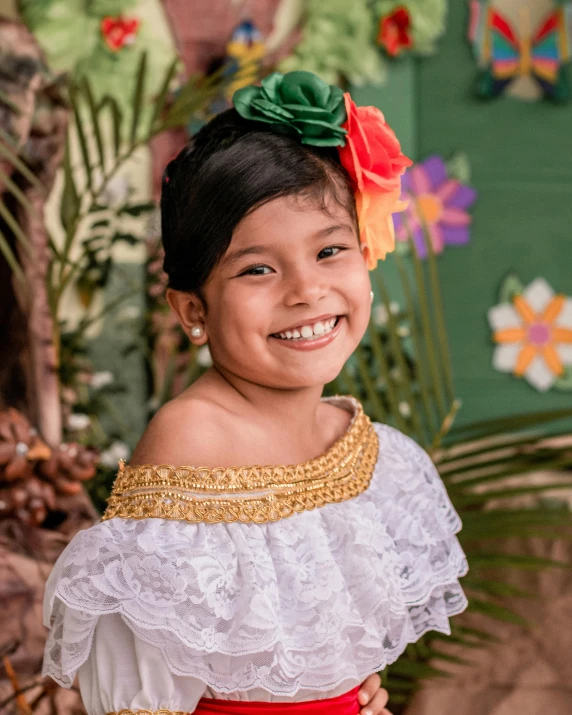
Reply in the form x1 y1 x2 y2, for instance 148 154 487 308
278 0 386 87
18 0 173 124
46 51 231 317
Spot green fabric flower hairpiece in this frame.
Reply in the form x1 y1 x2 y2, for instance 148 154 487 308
232 71 347 147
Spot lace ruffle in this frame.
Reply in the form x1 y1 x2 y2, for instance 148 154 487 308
42 423 468 694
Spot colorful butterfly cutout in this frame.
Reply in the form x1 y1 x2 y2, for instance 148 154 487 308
470 2 571 101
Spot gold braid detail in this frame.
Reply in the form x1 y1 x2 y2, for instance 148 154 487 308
101 398 379 524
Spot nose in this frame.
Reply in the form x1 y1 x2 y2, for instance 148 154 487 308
282 264 329 307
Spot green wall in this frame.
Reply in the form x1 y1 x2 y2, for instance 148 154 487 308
356 1 572 428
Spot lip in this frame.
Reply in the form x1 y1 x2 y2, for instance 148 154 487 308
269 316 344 351
270 313 340 336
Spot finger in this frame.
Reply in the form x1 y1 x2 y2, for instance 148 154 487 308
360 688 389 715
358 673 382 705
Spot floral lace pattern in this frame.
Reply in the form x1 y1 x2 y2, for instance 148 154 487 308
42 423 468 694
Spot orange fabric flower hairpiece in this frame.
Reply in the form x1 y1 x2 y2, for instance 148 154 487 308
337 94 412 268
233 71 412 270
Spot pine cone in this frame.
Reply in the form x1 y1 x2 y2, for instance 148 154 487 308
37 442 99 495
0 408 50 481
0 408 99 526
0 476 56 526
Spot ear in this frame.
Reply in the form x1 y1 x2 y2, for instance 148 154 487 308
166 288 208 344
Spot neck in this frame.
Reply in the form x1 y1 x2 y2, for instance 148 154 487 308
197 365 334 444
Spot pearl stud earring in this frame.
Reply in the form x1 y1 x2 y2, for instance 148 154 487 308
370 290 374 304
190 325 204 338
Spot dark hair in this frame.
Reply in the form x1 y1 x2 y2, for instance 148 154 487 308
160 108 357 300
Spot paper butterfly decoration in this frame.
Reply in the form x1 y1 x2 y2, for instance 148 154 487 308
469 0 571 100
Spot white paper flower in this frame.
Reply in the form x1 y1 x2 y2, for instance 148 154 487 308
67 413 91 430
487 277 572 392
147 395 161 411
398 401 412 417
99 440 131 468
102 174 129 206
372 304 388 326
116 305 142 323
90 371 114 389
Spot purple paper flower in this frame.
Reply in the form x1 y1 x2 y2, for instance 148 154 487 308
393 156 477 258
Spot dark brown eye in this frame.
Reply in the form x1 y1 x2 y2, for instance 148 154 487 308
240 264 272 276
318 246 344 260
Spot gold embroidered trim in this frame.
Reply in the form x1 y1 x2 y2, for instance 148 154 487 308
106 711 189 715
101 397 379 524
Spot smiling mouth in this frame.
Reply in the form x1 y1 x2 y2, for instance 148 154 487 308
270 316 341 341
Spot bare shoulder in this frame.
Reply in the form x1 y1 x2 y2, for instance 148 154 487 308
129 396 234 467
319 401 353 446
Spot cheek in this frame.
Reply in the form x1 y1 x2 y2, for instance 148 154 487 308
338 260 370 317
208 286 270 342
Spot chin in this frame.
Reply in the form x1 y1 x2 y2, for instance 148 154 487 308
281 365 346 389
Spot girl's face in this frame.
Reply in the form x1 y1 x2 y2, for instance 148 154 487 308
200 192 371 390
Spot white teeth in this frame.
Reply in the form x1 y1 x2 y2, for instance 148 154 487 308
275 317 339 341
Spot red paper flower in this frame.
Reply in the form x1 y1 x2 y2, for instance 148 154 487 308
338 94 412 194
377 7 414 57
101 15 140 52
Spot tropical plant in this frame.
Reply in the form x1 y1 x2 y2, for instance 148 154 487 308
49 51 231 326
0 51 234 447
325 221 572 710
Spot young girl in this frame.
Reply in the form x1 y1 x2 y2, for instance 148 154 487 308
42 71 469 715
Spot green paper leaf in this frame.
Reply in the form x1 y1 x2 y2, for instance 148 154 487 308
498 273 525 303
553 366 572 391
446 152 471 184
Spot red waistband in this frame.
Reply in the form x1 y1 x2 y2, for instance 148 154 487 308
194 686 361 715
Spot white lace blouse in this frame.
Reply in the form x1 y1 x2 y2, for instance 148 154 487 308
42 397 469 715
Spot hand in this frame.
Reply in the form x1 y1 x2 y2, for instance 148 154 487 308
358 672 392 715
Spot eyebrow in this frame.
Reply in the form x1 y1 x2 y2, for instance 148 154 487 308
223 245 270 267
318 223 354 237
223 224 354 267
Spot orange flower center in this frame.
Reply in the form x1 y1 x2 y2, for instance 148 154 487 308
416 194 443 225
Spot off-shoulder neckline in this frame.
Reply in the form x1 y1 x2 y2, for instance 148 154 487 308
118 394 365 475
104 395 378 523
